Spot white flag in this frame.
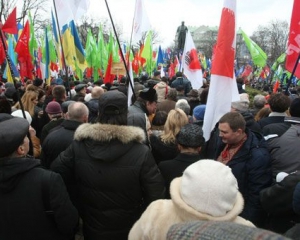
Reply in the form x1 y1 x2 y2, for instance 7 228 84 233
132 0 151 43
54 0 90 27
202 0 240 141
182 31 203 89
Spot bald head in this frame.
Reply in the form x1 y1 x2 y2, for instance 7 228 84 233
67 102 89 122
91 86 104 99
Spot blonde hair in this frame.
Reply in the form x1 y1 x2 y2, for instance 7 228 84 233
254 107 271 121
160 108 188 144
13 90 38 117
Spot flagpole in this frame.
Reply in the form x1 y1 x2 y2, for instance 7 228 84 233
52 0 70 98
285 52 300 95
104 0 136 101
0 29 27 119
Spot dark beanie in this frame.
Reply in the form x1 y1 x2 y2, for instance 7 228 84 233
176 123 205 148
289 98 300 117
139 88 158 102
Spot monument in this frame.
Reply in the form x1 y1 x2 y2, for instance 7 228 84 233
176 21 188 52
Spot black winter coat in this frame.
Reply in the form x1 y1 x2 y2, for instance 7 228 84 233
0 157 78 240
85 99 99 123
41 119 83 169
51 123 165 240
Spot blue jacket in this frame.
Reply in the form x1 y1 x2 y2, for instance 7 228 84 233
213 129 272 227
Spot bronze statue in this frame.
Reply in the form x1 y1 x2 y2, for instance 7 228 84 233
177 21 188 52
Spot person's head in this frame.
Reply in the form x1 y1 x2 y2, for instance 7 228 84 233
152 110 168 131
91 86 104 99
200 87 209 104
268 93 291 113
138 88 158 115
153 71 161 79
45 101 63 119
161 108 188 144
175 72 183 78
170 160 243 217
52 85 66 102
253 94 267 109
0 96 12 114
75 84 87 95
231 93 250 112
4 87 18 105
14 90 38 117
254 107 271 121
166 88 177 101
97 91 128 125
67 102 89 123
193 105 206 121
176 124 205 153
289 97 300 117
218 112 246 145
175 99 190 116
0 117 30 158
33 78 44 88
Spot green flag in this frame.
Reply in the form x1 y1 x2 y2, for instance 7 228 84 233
141 31 153 75
241 29 267 67
97 25 108 74
28 11 38 60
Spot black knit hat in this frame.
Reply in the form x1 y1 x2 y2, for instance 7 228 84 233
176 123 204 148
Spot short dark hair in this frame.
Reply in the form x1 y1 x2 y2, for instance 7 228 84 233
52 85 66 101
268 93 290 113
219 112 246 132
176 72 183 77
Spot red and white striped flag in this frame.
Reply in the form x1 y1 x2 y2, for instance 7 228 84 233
285 0 300 78
182 31 203 89
203 0 239 141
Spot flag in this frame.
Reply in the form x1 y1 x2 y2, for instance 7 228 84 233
14 22 23 41
2 7 17 34
241 29 267 67
203 0 240 141
156 45 164 67
54 0 90 27
104 32 115 84
15 20 33 80
97 24 108 73
0 31 6 65
44 27 50 79
51 10 62 68
132 0 151 43
182 30 203 89
141 31 153 74
285 0 300 78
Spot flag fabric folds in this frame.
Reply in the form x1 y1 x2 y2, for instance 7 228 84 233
203 0 239 141
241 29 267 67
2 7 17 34
132 0 151 43
182 30 203 89
285 0 300 79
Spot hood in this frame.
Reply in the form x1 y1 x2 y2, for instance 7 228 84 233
155 82 167 90
74 123 146 161
0 157 40 193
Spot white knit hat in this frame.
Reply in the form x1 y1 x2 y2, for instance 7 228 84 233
11 110 32 125
180 160 239 217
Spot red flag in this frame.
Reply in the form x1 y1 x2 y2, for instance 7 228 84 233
132 53 139 74
2 7 17 34
286 0 300 78
15 21 33 79
203 0 239 141
0 31 6 65
273 80 280 93
104 54 114 84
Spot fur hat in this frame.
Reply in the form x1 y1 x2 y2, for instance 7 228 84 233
11 110 32 124
99 91 127 115
45 101 62 114
193 105 206 120
231 93 250 112
0 117 29 158
179 160 242 217
176 123 204 148
139 88 158 102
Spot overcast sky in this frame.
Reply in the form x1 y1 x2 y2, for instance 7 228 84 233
79 0 294 48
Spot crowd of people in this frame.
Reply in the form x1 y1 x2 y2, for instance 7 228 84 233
0 71 300 240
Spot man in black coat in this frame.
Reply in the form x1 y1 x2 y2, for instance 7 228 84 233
51 91 165 240
0 116 78 240
41 102 89 169
159 124 205 198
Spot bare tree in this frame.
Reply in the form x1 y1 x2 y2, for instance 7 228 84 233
251 19 289 65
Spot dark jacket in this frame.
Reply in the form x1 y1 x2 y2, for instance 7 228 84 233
40 118 64 144
157 99 176 114
210 129 272 227
158 153 202 198
85 98 99 123
51 123 165 240
171 77 192 96
41 119 83 169
258 116 286 129
150 134 179 164
72 93 85 102
260 172 300 233
240 111 261 134
0 157 78 240
294 182 300 215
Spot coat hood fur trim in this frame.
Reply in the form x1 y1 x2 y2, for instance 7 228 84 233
74 123 146 144
170 177 245 221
